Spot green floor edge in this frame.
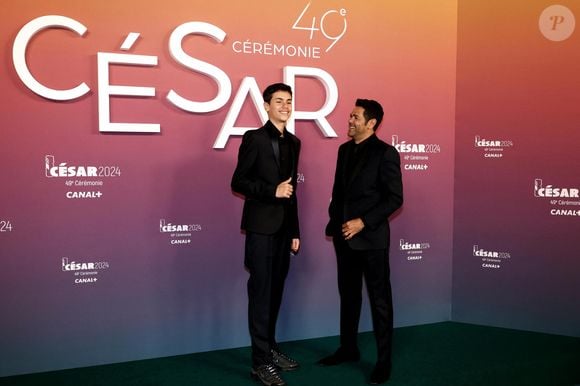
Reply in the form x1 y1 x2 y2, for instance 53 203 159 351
1 322 579 386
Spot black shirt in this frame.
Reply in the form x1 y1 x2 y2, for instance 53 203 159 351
279 134 292 179
266 122 293 179
346 134 372 181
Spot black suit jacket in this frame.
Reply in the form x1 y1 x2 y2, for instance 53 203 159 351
231 121 301 238
326 134 403 250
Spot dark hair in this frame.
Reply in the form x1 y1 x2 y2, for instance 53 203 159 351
355 98 384 131
263 83 293 103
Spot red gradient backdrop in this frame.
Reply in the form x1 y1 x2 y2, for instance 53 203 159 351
453 0 580 336
1 0 460 377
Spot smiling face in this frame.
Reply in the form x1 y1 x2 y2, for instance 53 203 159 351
348 106 376 143
264 90 292 131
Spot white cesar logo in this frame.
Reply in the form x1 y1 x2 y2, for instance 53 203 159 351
159 219 201 245
62 257 109 284
473 245 511 270
399 239 430 261
391 135 441 154
61 257 109 271
474 135 513 148
472 245 510 258
159 219 202 233
62 258 95 271
399 239 430 251
534 179 579 198
45 155 97 178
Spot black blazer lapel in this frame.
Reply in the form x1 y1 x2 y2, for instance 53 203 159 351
270 135 280 172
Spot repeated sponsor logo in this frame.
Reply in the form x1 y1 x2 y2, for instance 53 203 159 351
399 238 431 261
474 135 514 159
391 135 441 172
61 257 110 284
45 155 98 178
534 179 580 217
159 219 202 246
534 179 579 198
473 245 511 270
44 155 122 199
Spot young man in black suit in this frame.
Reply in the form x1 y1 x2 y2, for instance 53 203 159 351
318 99 403 385
231 83 301 386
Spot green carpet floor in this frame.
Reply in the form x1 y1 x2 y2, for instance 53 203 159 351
1 322 579 386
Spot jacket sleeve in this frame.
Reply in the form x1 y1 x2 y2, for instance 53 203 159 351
231 131 277 200
360 145 403 230
326 145 345 236
288 138 301 239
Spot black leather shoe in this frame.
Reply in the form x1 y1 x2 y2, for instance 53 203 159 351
368 362 391 384
251 363 286 386
317 347 360 366
271 349 299 371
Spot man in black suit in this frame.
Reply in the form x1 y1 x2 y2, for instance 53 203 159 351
231 83 301 386
318 99 403 385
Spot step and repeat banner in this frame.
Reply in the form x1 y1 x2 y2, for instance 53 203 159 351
0 0 457 376
453 1 580 336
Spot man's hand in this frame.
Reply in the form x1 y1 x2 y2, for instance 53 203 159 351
291 238 300 254
342 218 364 240
275 177 293 198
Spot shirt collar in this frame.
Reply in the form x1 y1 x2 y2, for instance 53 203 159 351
352 133 375 148
265 120 286 138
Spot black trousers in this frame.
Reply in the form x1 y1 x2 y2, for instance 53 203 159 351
333 238 393 365
245 229 291 367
